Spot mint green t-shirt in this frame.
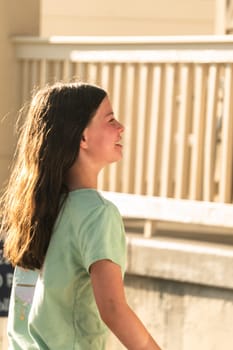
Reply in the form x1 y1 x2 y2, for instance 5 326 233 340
8 189 126 349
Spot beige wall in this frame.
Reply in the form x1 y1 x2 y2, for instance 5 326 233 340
41 0 215 36
0 0 40 192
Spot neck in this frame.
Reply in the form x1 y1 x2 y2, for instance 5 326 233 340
66 160 100 191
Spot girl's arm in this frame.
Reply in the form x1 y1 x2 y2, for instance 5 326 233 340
90 259 162 350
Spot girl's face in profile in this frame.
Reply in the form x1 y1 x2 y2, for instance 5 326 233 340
82 96 124 167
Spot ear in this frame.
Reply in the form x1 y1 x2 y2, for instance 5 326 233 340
80 133 88 149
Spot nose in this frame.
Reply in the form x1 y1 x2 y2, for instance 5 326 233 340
117 120 124 132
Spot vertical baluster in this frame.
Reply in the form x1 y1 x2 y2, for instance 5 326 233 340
175 64 192 199
53 60 62 82
203 64 219 201
160 63 177 197
74 62 85 81
62 59 72 82
30 60 39 93
39 59 48 87
134 64 148 194
21 59 30 103
190 64 207 200
121 63 135 193
146 64 163 196
86 62 98 85
98 63 109 90
219 63 233 203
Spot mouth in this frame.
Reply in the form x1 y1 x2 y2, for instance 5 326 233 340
115 141 123 147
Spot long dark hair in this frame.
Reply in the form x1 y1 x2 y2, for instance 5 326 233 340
0 82 107 270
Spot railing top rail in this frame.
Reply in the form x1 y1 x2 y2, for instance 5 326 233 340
101 191 233 230
11 35 233 46
12 35 233 62
69 49 233 63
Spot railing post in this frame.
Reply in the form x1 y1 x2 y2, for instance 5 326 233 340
215 0 227 34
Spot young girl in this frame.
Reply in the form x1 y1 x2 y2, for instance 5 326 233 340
1 82 162 349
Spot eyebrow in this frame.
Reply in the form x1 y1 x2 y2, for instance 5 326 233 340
104 111 114 118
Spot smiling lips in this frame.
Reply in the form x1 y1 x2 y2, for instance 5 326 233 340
115 141 123 147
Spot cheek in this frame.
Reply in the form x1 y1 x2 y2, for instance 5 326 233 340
92 127 112 145
87 132 108 153
86 124 115 152
91 133 106 147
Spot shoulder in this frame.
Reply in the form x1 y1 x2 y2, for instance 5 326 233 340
68 189 118 209
66 189 121 222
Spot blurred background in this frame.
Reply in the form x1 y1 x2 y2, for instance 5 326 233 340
1 1 233 349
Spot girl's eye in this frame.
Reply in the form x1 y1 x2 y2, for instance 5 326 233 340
109 118 115 124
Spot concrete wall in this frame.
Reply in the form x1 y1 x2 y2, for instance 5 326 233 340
40 0 215 36
0 0 40 193
123 274 233 350
107 235 233 350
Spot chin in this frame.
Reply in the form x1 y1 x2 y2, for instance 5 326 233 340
106 149 123 164
108 155 122 164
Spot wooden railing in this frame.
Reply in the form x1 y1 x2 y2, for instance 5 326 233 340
226 0 233 33
13 36 233 203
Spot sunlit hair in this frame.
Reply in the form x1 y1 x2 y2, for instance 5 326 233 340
0 82 107 270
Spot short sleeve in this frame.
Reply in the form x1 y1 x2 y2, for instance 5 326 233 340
78 202 126 275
